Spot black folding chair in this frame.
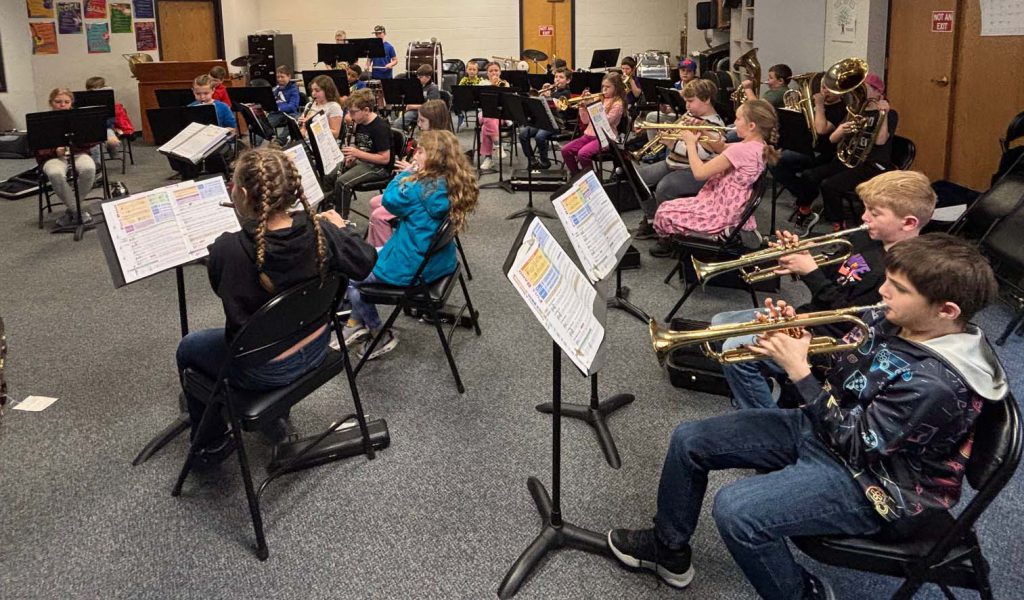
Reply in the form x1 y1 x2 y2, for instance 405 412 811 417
792 394 1022 600
353 218 481 393
662 172 770 322
172 272 375 561
978 203 1024 345
948 155 1024 242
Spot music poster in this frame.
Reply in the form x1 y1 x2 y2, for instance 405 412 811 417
26 0 55 19
87 22 110 53
30 22 58 55
133 0 153 19
135 21 156 51
110 3 131 33
84 0 105 18
58 2 83 34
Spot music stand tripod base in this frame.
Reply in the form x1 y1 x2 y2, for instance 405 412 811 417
535 383 634 469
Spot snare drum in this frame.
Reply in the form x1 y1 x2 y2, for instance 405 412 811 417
407 41 444 77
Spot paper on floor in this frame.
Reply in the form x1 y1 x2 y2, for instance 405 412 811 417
12 395 58 412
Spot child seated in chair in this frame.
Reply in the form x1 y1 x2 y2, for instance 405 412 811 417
36 88 97 228
177 146 376 464
84 76 134 160
649 100 779 257
322 129 478 362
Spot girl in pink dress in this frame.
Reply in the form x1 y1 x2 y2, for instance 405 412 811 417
561 72 626 175
651 100 779 253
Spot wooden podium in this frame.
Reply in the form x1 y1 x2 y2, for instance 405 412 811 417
134 60 235 143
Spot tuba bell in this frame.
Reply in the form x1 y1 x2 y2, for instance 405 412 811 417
782 71 821 146
822 58 888 168
730 48 761 109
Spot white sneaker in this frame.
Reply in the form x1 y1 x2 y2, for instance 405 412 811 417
496 146 508 159
357 330 398 362
480 157 494 171
342 322 370 347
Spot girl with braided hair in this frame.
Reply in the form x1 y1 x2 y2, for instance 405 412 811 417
649 100 779 256
177 146 376 463
325 129 478 361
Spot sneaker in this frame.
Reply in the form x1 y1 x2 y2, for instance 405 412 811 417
803 572 835 600
480 157 494 171
536 157 552 170
792 210 820 236
634 221 658 240
342 322 370 348
649 238 675 258
496 145 509 159
608 528 694 589
357 330 398 361
194 435 236 467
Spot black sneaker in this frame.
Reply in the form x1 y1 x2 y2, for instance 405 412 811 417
634 221 658 240
792 211 819 236
536 157 552 170
608 528 694 589
803 572 835 600
649 238 675 258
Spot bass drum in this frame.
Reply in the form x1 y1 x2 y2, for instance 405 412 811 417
636 50 671 80
406 41 444 79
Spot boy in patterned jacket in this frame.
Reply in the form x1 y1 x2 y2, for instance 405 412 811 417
608 234 1008 600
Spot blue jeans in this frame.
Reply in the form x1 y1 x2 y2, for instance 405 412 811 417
712 308 783 410
519 127 554 160
177 326 330 445
267 112 293 145
654 409 882 599
347 273 382 331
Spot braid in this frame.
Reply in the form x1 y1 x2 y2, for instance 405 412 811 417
288 162 329 282
254 154 276 292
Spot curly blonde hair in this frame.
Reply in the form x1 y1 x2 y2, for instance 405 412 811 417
232 146 327 292
408 130 478 232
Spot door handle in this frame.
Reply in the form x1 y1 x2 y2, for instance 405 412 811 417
930 76 950 87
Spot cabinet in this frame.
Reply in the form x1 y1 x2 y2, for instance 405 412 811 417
730 1 756 68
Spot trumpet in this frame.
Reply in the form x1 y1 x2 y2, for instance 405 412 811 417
635 123 733 143
556 92 603 111
692 224 869 284
650 302 885 365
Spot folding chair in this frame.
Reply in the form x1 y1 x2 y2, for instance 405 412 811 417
172 272 375 561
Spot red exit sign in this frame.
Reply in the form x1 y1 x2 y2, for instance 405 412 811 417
932 10 954 33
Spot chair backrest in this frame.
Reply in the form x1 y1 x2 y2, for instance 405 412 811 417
952 167 1024 240
890 135 916 170
722 170 769 247
227 272 346 370
442 59 465 75
438 89 453 112
981 199 1024 269
388 128 405 171
407 217 457 288
1001 110 1024 153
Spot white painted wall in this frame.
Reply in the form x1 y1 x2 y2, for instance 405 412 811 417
576 0 687 68
221 0 262 62
753 0 827 76
824 0 889 76
0 4 39 129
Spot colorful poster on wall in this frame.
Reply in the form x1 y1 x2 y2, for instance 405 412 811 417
27 0 55 19
87 22 110 53
84 0 105 18
135 21 156 51
110 3 131 32
30 22 59 55
133 0 153 19
58 2 83 34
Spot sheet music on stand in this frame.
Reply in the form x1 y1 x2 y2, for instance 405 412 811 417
551 170 631 284
585 102 617 150
282 143 325 210
99 178 240 286
504 217 607 375
308 113 343 175
157 122 234 164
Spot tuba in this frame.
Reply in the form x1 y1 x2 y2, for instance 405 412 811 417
730 48 761 109
822 58 888 168
650 303 884 365
782 71 821 145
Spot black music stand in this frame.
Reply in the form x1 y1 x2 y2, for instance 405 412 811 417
637 78 676 122
72 89 115 119
452 85 485 171
569 71 605 95
478 86 516 189
589 49 621 70
657 87 688 117
226 86 277 112
284 115 326 181
301 70 350 98
155 88 196 108
345 38 387 66
26 106 109 241
500 70 530 95
317 43 361 67
527 73 554 92
381 78 425 122
605 141 654 323
498 218 613 598
503 95 557 218
147 105 223 179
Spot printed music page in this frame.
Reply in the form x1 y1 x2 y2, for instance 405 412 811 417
283 144 325 209
157 122 206 155
101 178 239 284
586 102 617 149
169 125 233 164
506 218 605 374
552 170 630 283
309 113 343 175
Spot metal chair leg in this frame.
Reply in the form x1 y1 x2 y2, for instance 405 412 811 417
458 274 482 336
431 309 465 393
224 393 269 561
665 282 699 322
455 235 473 281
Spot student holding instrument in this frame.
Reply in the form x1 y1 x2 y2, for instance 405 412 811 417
36 88 97 228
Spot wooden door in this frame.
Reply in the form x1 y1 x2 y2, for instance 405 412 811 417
885 0 958 181
947 0 1024 190
521 0 574 71
157 0 219 62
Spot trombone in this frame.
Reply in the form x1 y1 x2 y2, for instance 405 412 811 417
555 92 603 111
692 224 869 284
650 303 884 364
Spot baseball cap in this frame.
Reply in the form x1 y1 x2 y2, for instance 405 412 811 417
678 58 696 71
373 25 386 34
864 73 885 94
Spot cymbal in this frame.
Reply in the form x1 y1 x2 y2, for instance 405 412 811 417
522 49 548 62
230 54 265 67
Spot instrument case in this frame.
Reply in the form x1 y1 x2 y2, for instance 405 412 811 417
0 167 43 201
665 318 732 397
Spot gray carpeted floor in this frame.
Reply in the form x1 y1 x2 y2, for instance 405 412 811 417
1 132 1021 600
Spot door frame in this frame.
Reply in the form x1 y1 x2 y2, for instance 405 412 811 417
519 0 575 69
155 0 226 61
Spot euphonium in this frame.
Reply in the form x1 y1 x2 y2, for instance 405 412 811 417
692 224 868 285
730 47 761 109
649 302 885 365
782 71 820 145
556 92 603 111
822 57 887 168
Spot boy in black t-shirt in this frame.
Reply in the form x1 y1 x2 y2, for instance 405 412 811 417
323 89 392 218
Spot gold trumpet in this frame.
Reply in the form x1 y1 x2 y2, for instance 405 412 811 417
556 92 603 111
692 224 869 285
650 302 885 365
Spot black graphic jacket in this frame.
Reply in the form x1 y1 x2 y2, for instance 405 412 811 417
791 307 1008 522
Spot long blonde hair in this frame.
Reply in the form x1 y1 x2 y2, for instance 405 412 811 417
233 146 327 292
409 130 478 233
